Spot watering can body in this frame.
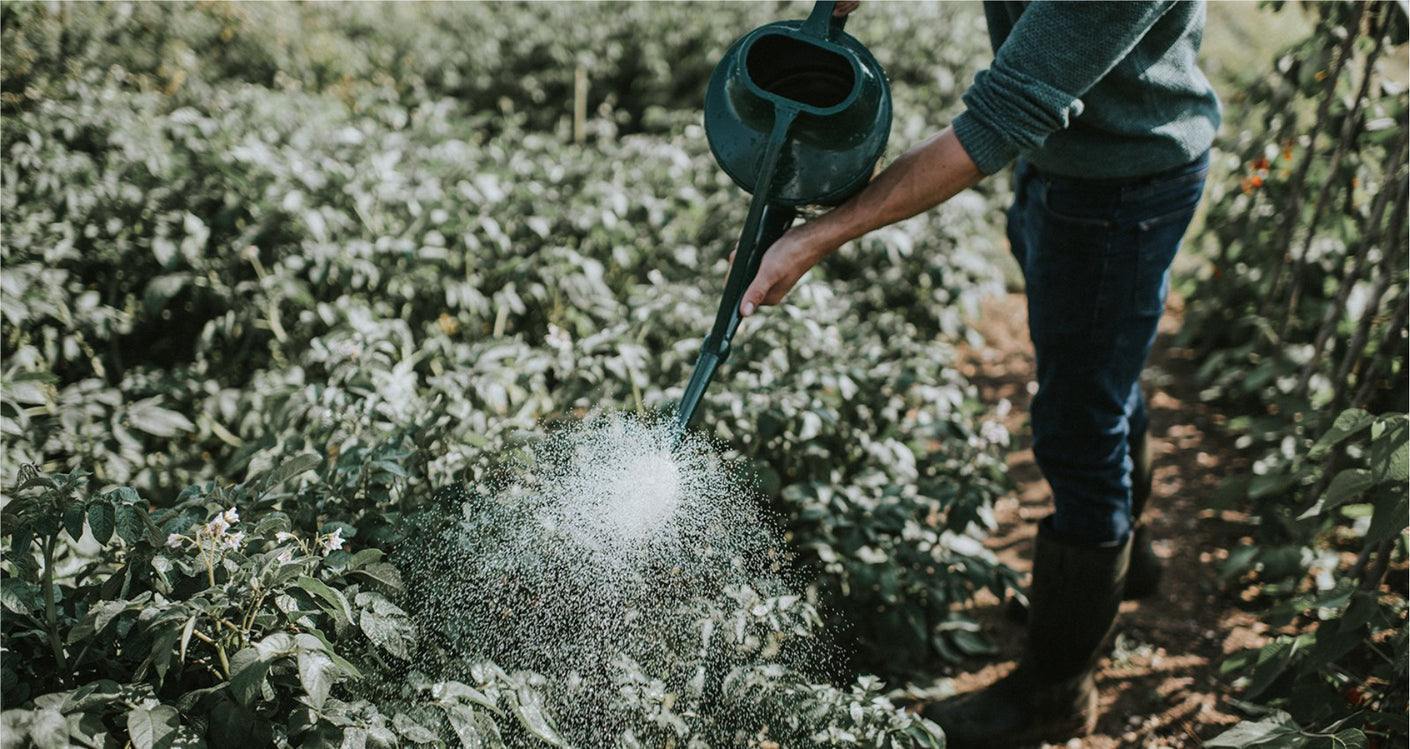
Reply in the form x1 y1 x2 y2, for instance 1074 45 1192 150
672 2 892 446
703 5 892 206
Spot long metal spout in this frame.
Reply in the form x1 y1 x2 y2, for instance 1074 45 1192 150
671 109 800 450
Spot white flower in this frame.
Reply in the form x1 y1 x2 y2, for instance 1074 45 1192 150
166 533 185 548
995 398 1013 418
222 507 240 526
206 515 230 536
979 419 1010 448
324 527 345 552
223 531 245 550
277 550 294 564
275 531 296 542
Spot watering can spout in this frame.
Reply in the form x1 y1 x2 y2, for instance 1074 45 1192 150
671 200 796 448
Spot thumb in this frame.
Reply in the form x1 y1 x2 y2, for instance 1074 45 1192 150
739 275 770 318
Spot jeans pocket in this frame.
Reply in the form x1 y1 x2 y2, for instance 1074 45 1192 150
1026 203 1120 341
1039 181 1119 229
1132 202 1199 317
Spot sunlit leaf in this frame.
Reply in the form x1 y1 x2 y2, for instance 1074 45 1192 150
125 704 181 749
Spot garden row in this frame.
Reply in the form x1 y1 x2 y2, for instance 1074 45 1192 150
1179 3 1409 746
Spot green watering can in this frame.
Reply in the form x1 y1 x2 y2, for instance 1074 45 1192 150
671 0 892 446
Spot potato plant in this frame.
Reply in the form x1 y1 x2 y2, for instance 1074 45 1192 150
2 2 1014 745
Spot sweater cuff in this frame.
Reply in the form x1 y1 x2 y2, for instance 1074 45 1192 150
952 110 1018 176
953 60 1087 176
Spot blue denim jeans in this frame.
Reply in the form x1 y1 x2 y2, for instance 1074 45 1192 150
1007 152 1209 546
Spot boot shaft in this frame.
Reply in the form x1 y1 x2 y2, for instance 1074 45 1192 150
1022 519 1131 683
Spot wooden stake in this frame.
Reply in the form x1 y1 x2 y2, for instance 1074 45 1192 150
574 67 588 144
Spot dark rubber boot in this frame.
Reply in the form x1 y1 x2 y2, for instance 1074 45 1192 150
926 519 1130 748
1123 428 1163 599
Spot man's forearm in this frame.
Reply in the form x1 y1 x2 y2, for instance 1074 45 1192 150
737 124 987 316
799 125 985 250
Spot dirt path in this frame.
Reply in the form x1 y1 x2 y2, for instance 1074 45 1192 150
934 291 1265 747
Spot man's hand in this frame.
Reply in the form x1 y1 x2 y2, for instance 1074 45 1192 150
834 1 861 17
738 222 838 317
734 125 986 318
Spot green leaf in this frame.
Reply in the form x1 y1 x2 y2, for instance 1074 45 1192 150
87 500 115 545
126 705 181 749
359 609 417 661
127 398 196 438
31 707 68 749
1366 494 1409 546
1368 417 1408 482
0 578 38 616
949 627 999 657
391 713 440 744
1204 716 1306 748
1245 637 1306 699
116 504 146 546
256 454 322 495
149 623 182 684
63 502 86 542
296 577 355 627
300 630 363 679
1301 469 1375 520
297 650 336 710
108 486 141 506
353 562 404 591
61 679 124 713
91 598 132 635
179 615 197 663
209 698 273 748
1308 409 1374 460
439 703 504 749
434 681 502 716
1249 470 1297 501
253 632 296 661
371 459 409 478
228 647 272 707
347 548 385 568
511 690 568 748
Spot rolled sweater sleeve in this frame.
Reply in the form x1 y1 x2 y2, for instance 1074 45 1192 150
953 1 1177 175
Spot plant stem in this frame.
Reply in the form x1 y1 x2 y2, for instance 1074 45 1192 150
216 642 232 679
201 533 217 588
41 536 70 682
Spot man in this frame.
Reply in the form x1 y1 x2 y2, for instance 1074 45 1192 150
737 2 1220 745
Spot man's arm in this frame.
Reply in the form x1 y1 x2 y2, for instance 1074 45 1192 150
738 125 983 317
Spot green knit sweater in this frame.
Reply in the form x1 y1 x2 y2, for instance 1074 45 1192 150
951 1 1221 179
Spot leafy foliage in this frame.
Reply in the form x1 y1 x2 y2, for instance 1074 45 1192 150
1181 3 1409 745
1 1 1019 744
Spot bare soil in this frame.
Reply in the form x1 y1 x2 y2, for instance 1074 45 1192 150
924 290 1268 748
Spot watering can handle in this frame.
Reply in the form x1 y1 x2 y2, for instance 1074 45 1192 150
801 0 847 40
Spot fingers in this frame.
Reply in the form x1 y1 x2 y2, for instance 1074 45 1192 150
834 1 860 17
